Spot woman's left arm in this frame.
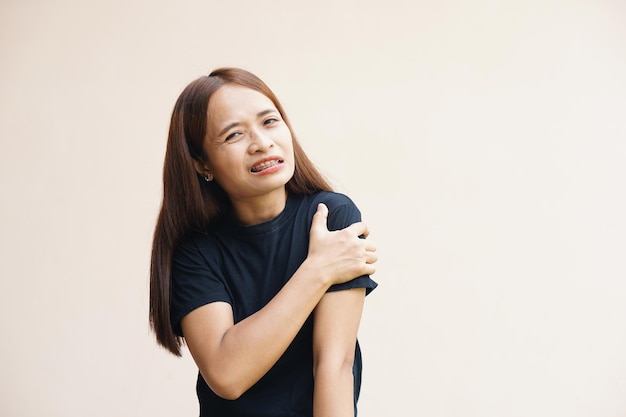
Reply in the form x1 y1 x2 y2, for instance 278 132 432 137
313 287 366 417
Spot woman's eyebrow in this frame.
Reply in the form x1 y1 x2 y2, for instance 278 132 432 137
257 109 276 118
217 121 240 138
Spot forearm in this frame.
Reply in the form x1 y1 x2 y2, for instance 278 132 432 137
193 260 331 398
312 288 365 417
314 364 355 417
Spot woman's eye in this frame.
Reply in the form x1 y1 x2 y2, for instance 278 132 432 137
264 117 279 125
225 132 240 141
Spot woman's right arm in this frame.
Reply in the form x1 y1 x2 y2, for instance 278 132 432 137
180 203 377 400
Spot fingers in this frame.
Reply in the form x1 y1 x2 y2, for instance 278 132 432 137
362 239 378 272
362 238 376 253
316 202 328 218
310 203 329 233
365 249 378 265
357 247 377 276
362 263 377 276
345 221 370 239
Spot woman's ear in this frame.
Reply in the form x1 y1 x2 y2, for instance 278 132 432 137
192 159 208 176
192 159 213 181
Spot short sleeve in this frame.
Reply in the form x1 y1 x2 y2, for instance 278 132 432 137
170 236 232 337
323 196 378 295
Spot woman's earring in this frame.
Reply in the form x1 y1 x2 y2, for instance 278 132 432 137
203 172 213 182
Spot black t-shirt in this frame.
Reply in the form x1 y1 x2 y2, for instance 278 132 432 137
171 191 377 417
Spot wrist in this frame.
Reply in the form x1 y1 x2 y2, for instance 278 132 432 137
300 257 332 289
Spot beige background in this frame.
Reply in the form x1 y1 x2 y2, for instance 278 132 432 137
1 0 625 416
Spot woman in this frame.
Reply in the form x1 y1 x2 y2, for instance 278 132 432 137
150 67 378 417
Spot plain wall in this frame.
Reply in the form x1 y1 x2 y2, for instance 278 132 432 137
1 0 625 416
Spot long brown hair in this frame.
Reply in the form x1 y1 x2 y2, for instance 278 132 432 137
150 68 332 355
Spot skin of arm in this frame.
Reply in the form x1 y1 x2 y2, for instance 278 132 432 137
180 204 377 400
313 287 366 417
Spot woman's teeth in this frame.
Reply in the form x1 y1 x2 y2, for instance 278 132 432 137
251 160 281 172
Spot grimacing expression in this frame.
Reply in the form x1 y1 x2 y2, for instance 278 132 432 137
199 84 295 203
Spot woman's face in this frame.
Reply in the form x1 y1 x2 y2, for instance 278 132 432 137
199 84 295 204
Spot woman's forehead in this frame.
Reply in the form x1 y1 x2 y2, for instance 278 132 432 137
208 84 277 120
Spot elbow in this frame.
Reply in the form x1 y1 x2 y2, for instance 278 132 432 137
200 370 247 400
214 386 246 401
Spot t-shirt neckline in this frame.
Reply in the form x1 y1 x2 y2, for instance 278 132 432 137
223 192 302 237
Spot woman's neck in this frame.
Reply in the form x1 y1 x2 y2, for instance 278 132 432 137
230 188 288 225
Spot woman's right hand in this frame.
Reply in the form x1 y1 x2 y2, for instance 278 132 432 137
306 203 377 286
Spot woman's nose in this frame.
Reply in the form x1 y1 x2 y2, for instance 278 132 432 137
248 128 273 153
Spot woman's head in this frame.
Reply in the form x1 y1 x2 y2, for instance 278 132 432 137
194 82 296 210
174 68 290 175
164 68 330 224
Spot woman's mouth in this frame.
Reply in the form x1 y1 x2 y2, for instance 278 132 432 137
251 159 283 173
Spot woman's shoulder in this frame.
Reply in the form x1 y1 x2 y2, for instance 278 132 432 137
296 191 362 231
173 227 222 260
304 190 357 210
